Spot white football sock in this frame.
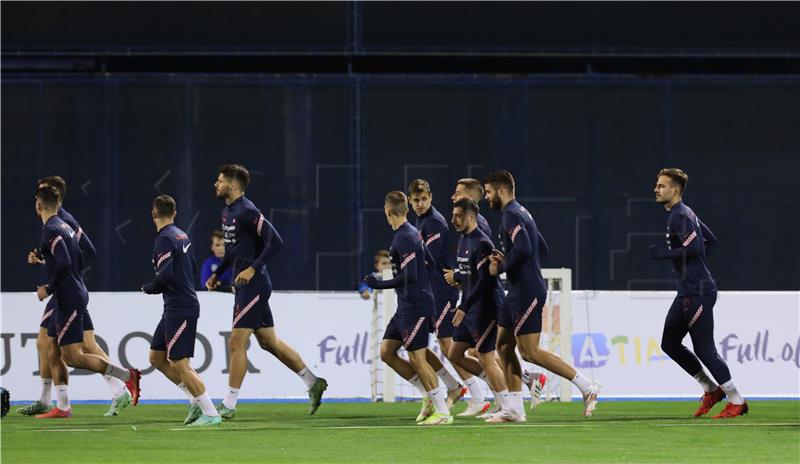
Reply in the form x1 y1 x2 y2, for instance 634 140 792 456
223 386 240 410
296 367 319 389
720 380 745 405
571 371 593 395
104 375 127 400
55 384 70 410
693 371 718 393
437 367 461 391
39 378 53 405
507 390 525 414
104 364 130 382
178 383 199 405
495 389 508 409
428 387 449 415
196 392 220 417
464 376 484 402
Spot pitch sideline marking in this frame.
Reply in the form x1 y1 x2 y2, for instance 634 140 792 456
164 422 799 432
13 423 799 433
34 428 108 432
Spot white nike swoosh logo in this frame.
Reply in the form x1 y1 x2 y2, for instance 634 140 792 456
183 243 191 253
68 231 75 238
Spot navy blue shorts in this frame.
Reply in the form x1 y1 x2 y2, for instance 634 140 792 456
432 297 458 339
506 289 546 336
52 307 85 346
452 305 499 353
383 312 433 352
40 297 57 329
232 286 274 330
45 303 93 335
151 315 198 360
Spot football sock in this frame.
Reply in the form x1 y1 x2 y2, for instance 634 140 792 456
223 386 240 410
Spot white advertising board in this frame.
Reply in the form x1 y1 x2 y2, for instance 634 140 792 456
1 291 797 401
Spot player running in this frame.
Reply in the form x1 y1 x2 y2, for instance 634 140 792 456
650 168 747 419
484 170 598 421
365 191 453 426
444 198 509 420
451 178 493 239
18 176 132 418
450 177 547 413
142 195 222 427
206 164 327 418
407 179 471 417
32 185 141 418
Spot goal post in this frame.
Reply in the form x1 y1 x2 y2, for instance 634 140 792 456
541 267 573 402
370 268 397 402
370 268 573 403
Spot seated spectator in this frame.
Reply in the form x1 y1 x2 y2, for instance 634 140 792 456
358 250 392 299
199 230 233 292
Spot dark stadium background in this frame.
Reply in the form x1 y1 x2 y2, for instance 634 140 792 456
2 2 798 292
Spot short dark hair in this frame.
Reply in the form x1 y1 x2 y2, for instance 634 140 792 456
36 185 61 209
153 195 177 218
385 191 409 216
218 164 251 191
453 198 479 217
407 179 431 196
658 168 689 194
456 178 484 201
483 170 515 193
38 176 67 201
210 229 224 242
374 250 390 261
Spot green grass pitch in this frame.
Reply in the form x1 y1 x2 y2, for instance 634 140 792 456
2 400 798 463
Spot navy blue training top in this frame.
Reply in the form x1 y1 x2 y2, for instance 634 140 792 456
498 200 549 295
214 195 283 292
366 221 435 316
455 227 504 316
58 207 96 270
477 213 493 244
40 215 88 305
652 201 718 296
142 224 200 316
414 205 460 303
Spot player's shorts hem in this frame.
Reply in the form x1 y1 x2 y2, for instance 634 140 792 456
509 294 546 337
232 291 274 329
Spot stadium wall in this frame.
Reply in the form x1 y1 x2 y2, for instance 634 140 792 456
2 76 799 293
1 291 797 402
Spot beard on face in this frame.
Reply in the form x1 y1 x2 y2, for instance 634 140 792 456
487 194 501 210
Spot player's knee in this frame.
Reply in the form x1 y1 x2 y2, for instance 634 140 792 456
228 336 247 353
81 341 96 354
518 345 539 364
379 344 397 364
447 344 464 362
168 358 190 372
660 338 678 355
498 342 515 360
148 351 167 369
692 346 718 365
60 349 81 367
36 336 49 354
256 338 277 353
